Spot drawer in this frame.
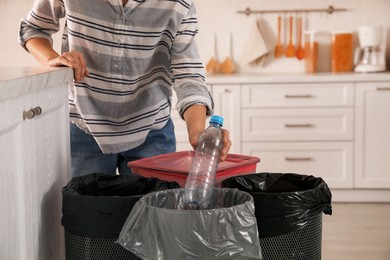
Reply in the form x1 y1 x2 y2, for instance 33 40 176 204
242 108 353 141
241 83 354 108
242 142 353 189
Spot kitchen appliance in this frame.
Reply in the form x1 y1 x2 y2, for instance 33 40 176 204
354 26 387 73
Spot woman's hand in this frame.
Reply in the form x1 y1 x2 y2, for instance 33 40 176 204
188 127 231 162
25 38 89 82
48 51 89 82
183 105 232 162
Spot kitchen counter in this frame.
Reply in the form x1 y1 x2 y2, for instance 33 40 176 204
0 67 73 101
1 66 73 260
205 71 390 84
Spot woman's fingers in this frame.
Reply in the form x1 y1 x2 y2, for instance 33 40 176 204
50 51 88 82
76 52 89 80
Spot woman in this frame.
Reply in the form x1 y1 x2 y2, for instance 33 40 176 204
19 0 231 177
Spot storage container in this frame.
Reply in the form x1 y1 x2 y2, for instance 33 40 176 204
331 31 354 72
304 31 332 73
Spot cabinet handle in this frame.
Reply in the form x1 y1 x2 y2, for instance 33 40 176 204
32 106 42 116
285 157 312 161
23 106 42 120
285 94 313 98
377 87 390 91
224 89 232 93
285 123 313 128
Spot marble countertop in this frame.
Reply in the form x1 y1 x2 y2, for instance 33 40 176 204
2 67 390 101
205 71 390 84
0 67 73 101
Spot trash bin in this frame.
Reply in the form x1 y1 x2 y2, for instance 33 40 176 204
117 188 263 260
61 173 180 260
221 172 332 260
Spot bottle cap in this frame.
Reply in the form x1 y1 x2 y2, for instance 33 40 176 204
210 115 224 126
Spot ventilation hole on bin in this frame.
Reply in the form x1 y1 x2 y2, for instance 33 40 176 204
259 214 323 260
65 231 142 260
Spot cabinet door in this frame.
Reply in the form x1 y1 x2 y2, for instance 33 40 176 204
0 83 70 260
355 83 390 188
242 108 353 141
243 142 353 189
23 84 70 260
0 94 28 260
211 84 241 154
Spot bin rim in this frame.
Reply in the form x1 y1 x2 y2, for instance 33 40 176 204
62 188 145 199
135 187 255 213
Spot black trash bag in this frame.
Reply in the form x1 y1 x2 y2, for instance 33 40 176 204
221 172 332 238
62 173 180 238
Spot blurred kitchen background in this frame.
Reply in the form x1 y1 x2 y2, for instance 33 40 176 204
1 0 390 71
193 0 390 73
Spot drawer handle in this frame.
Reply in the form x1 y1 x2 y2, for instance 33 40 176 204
23 106 42 120
377 87 390 91
285 94 313 98
224 89 232 93
285 124 313 128
285 157 312 161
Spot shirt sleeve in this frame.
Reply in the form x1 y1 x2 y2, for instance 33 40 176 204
170 1 214 119
19 0 65 51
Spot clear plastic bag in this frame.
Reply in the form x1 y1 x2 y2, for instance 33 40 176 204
117 188 262 260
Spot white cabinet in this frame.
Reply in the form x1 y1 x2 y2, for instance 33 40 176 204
172 73 390 201
211 84 241 154
243 142 354 189
0 68 73 260
355 83 390 188
241 83 354 189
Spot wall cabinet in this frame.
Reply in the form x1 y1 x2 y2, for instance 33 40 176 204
0 68 73 260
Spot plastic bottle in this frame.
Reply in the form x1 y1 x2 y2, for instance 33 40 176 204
183 115 224 210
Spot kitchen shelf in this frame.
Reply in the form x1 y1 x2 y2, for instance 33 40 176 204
237 5 348 16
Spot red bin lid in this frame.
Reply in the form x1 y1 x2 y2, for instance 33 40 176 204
128 151 260 175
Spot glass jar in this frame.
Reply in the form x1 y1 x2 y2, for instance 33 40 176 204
304 31 332 73
331 31 354 73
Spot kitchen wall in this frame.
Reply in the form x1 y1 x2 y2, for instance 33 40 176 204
1 0 390 73
193 0 390 73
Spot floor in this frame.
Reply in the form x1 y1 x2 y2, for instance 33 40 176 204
322 203 390 260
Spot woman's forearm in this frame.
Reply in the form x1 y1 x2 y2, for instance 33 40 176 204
183 105 207 148
25 38 60 66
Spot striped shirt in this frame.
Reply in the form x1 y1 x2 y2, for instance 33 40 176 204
19 0 213 154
